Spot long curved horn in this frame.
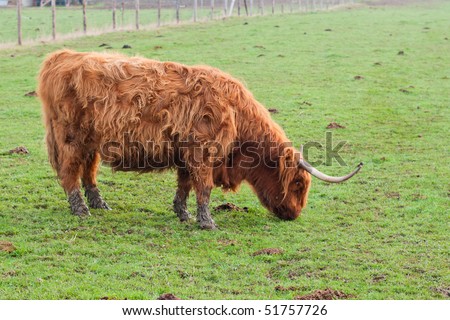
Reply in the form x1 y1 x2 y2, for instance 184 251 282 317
298 145 363 183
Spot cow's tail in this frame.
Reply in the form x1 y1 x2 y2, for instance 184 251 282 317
44 116 60 173
38 50 69 173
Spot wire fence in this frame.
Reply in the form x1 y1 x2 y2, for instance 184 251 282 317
3 0 357 45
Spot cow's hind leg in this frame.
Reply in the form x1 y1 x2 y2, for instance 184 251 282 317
82 151 111 210
173 168 192 222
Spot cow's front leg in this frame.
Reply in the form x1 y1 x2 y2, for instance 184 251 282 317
58 160 90 217
186 147 217 229
84 186 111 210
173 168 192 222
68 189 90 217
195 186 216 230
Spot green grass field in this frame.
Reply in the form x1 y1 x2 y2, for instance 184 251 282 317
0 2 449 299
0 5 209 45
0 3 283 45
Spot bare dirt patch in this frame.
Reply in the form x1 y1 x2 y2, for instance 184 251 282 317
157 293 181 300
2 270 18 278
294 288 353 300
433 286 450 298
412 193 427 200
9 146 29 154
386 192 400 199
354 75 364 80
0 241 16 253
372 274 387 283
326 122 346 129
252 248 284 256
268 108 279 114
275 285 301 292
288 270 301 280
24 91 37 97
215 203 248 212
217 239 238 246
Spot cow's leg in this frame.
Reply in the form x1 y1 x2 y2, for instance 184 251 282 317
58 145 90 217
173 168 192 222
81 151 111 210
194 183 216 230
189 165 216 230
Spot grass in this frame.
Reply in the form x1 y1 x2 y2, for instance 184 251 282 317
0 6 199 45
0 3 290 45
0 2 449 299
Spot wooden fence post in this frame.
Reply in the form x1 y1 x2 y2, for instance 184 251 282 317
176 0 180 24
271 0 274 14
194 0 198 22
17 0 22 45
210 0 214 19
82 0 87 34
135 0 140 30
112 0 116 30
121 1 125 27
52 0 56 40
157 0 161 27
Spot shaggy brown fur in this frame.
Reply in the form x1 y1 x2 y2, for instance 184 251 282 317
38 50 311 228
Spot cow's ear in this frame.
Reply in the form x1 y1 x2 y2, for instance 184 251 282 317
282 147 294 161
280 147 296 170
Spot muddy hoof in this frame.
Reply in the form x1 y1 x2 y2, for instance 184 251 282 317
85 188 111 210
68 190 91 217
199 220 217 230
73 203 91 217
177 210 192 222
90 198 111 210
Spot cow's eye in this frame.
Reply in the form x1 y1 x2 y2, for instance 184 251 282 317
295 180 301 186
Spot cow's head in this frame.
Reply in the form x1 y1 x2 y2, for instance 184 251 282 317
250 146 362 220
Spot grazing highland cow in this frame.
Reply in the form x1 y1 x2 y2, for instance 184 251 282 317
38 50 362 229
